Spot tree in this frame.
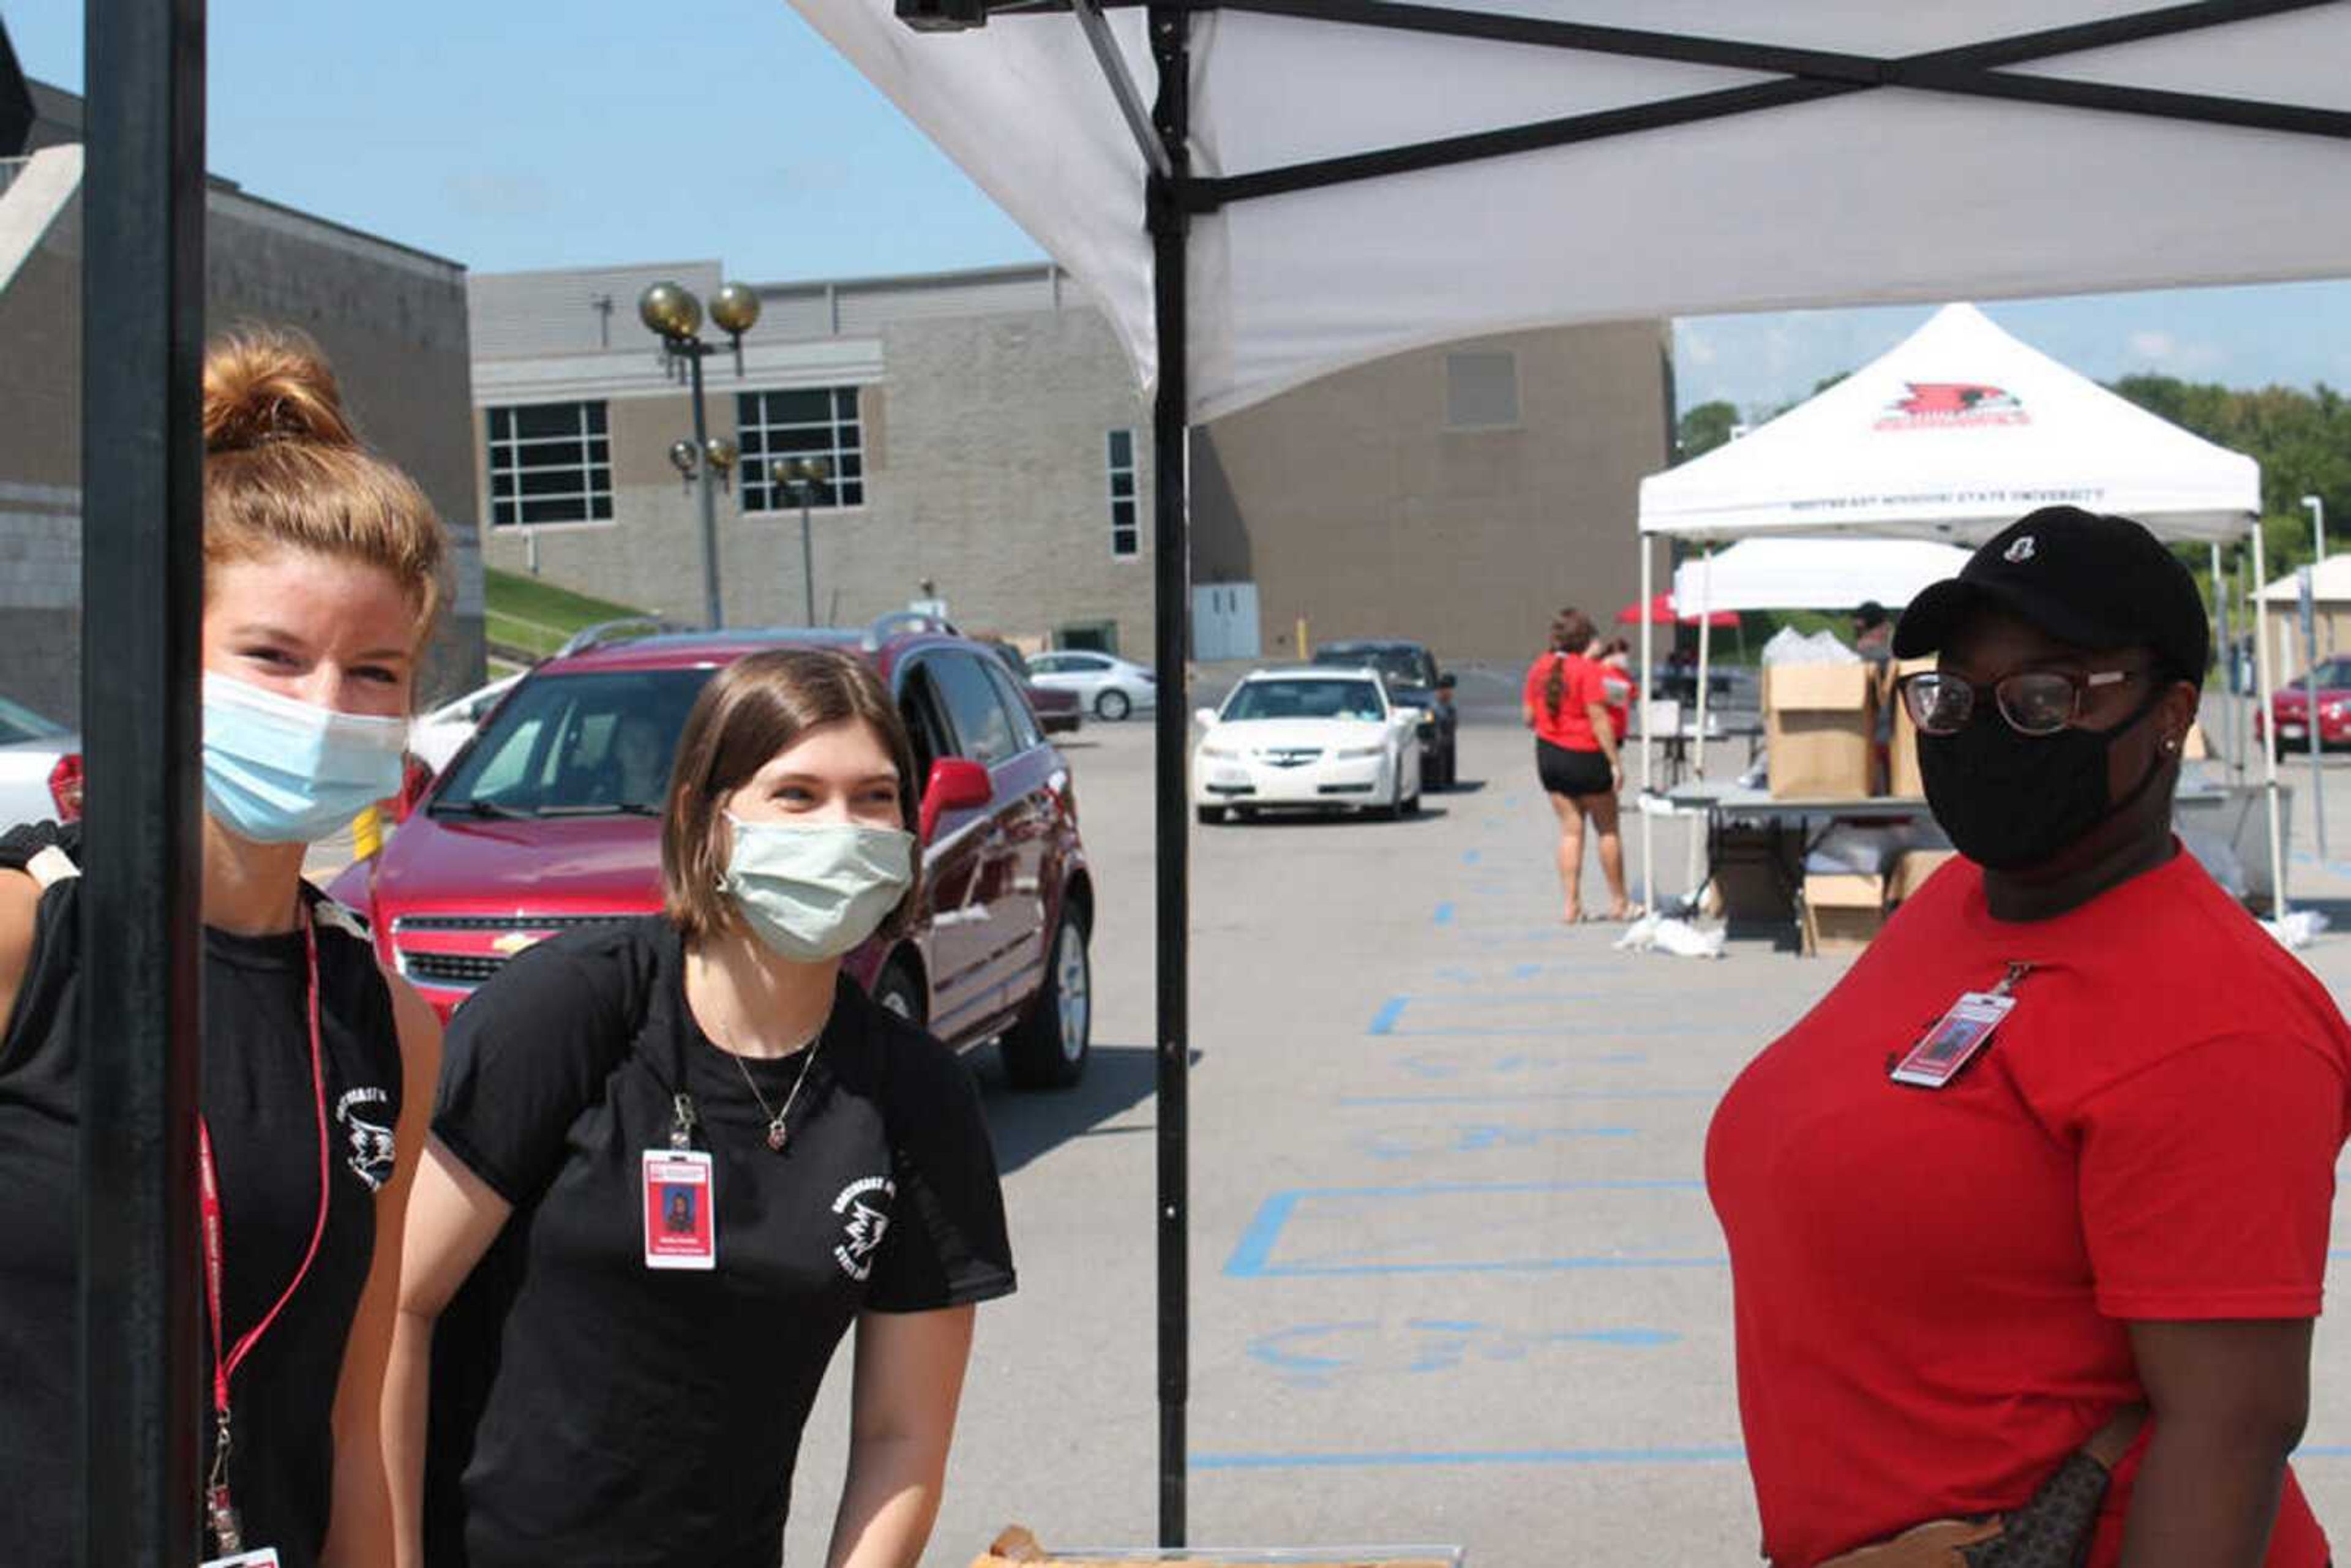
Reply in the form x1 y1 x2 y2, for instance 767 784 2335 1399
1675 400 1740 465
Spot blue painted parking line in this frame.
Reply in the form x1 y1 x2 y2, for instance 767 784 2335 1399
1368 997 1410 1037
1382 1021 1724 1041
1225 1179 1725 1278
1433 902 1457 925
1463 849 1483 866
1192 1444 1745 1471
1340 1090 1717 1106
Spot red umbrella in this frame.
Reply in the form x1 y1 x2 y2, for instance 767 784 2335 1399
1617 592 1739 629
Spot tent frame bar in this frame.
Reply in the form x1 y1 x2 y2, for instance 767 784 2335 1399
1144 0 2351 212
78 1 210 1564
1075 0 1174 179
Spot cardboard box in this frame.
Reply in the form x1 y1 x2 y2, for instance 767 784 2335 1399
1887 656 1935 798
1801 871 1886 955
1886 848 1958 905
1764 664 1876 800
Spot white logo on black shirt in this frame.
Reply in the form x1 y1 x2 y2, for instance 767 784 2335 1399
831 1176 896 1281
336 1086 397 1192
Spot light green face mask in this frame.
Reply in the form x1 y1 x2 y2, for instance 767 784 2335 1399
722 815 916 962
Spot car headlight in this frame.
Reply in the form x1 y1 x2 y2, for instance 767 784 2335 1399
1338 745 1384 759
1200 745 1238 760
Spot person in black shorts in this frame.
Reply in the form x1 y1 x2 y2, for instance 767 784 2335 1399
0 328 448 1567
1522 609 1632 921
389 648 1015 1568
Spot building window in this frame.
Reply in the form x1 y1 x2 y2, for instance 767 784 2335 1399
1107 428 1139 558
740 388 864 511
487 402 612 527
1445 350 1521 430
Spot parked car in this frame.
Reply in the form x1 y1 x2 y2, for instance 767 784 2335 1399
1312 639 1457 789
0 694 81 831
328 613 1096 1087
981 640 1083 736
1191 667 1423 823
1028 649 1157 721
408 671 525 773
2256 656 2351 748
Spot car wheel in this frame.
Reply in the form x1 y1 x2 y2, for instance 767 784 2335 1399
1002 908 1090 1090
874 958 927 1030
1097 688 1132 722
1196 805 1226 825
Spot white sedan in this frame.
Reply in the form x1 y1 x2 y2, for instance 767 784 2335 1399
1027 650 1158 722
1191 669 1423 824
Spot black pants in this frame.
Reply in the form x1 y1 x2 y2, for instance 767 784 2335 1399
1536 738 1611 799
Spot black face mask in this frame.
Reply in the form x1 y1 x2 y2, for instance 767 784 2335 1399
1917 688 2168 872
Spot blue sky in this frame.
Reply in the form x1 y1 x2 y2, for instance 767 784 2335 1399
10 0 2348 419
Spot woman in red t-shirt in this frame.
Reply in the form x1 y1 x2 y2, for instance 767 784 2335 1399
1521 609 1630 922
1707 508 2349 1568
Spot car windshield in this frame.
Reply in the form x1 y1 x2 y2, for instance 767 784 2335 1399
432 668 713 818
1314 646 1431 688
0 694 68 746
1222 678 1385 723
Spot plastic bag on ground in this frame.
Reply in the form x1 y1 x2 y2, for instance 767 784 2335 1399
1614 911 1727 959
2263 909 2330 950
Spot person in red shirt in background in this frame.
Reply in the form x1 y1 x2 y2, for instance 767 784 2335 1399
1708 507 2349 1568
1521 610 1632 923
1597 636 1636 750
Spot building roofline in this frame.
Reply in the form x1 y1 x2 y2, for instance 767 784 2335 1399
209 181 468 273
472 256 1059 297
471 257 722 285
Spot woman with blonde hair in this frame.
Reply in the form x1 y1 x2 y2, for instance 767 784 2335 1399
0 328 448 1566
390 647 1014 1568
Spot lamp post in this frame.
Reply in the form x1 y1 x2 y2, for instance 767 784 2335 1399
2305 494 2328 564
771 456 832 626
640 280 762 629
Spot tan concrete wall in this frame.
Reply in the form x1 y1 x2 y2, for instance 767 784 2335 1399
1194 321 1673 668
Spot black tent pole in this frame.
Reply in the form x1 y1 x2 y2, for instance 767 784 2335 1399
1147 2 1192 1550
79 3 208 1566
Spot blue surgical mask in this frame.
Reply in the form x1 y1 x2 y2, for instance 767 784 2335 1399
722 815 915 962
202 673 409 844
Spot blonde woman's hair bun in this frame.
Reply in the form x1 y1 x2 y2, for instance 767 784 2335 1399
202 326 359 455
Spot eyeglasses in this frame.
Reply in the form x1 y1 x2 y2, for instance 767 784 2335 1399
1899 667 2140 737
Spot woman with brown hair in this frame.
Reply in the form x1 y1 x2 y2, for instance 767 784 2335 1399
1522 609 1632 922
388 648 1014 1568
0 328 448 1566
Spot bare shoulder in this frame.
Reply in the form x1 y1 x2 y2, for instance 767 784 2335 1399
0 866 44 1042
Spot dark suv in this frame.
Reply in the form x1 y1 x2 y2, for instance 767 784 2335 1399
1312 639 1458 789
328 613 1096 1087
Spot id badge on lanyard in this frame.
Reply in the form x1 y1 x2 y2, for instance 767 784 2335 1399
202 917 329 1568
1889 961 2033 1089
643 1092 718 1270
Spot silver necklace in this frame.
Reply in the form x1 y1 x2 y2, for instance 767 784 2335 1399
726 1032 822 1152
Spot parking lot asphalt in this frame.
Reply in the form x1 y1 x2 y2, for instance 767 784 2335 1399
272 694 2282 1566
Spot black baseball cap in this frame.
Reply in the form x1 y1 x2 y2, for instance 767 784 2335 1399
1892 506 2209 686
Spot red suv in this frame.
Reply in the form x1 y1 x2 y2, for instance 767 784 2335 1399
328 615 1095 1087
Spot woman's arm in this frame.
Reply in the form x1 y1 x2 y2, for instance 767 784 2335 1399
321 976 441 1568
2117 1318 2309 1568
823 1306 979 1568
0 868 39 1045
1586 700 1622 785
383 1138 515 1568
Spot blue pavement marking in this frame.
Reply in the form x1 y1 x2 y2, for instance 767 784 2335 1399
1392 1051 1651 1081
1192 1444 1745 1471
1463 849 1483 866
1433 902 1457 925
1383 1021 1724 1040
1340 1090 1717 1106
1355 1123 1639 1158
1246 1317 1681 1389
1368 997 1410 1037
1224 1179 1726 1278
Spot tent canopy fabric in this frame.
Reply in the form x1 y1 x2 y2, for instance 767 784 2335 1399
1671 538 1974 615
2259 554 2351 604
789 3 2351 422
1640 304 2262 546
1618 592 1738 629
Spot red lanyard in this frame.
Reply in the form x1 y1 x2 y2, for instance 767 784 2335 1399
198 913 330 1553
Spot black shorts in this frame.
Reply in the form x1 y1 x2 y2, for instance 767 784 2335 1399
1536 739 1613 798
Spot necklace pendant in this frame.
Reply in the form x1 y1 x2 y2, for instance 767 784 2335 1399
765 1119 789 1152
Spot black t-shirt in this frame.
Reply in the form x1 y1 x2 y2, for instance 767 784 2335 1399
426 917 1015 1568
0 821 403 1566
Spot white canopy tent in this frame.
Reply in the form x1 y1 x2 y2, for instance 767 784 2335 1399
1670 538 1972 613
1638 302 2276 920
789 1 2351 1540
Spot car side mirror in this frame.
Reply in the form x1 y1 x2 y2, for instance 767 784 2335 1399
920 757 993 845
1193 707 1219 729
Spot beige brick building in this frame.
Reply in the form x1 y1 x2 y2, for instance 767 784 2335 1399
470 261 1672 667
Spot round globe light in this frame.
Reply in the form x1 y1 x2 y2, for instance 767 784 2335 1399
638 281 703 341
709 282 763 337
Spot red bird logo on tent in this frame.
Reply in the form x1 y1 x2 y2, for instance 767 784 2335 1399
1877 381 2029 430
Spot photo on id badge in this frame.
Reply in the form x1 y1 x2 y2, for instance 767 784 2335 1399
643 1151 716 1269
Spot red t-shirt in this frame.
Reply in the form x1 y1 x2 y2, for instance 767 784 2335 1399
1707 850 2348 1568
1523 652 1603 751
